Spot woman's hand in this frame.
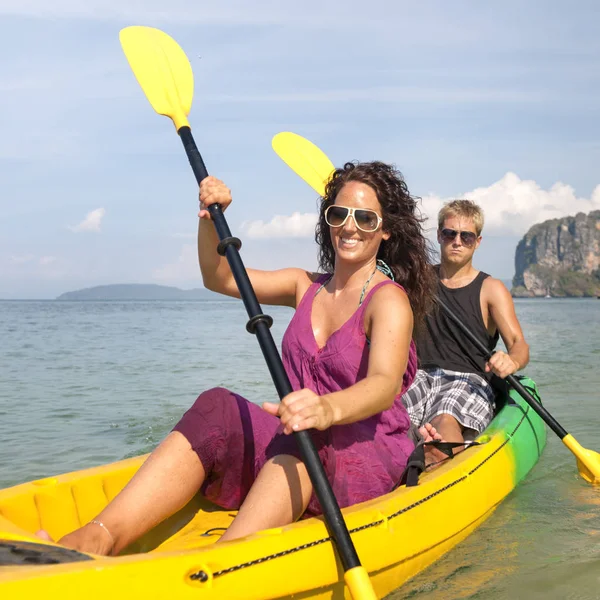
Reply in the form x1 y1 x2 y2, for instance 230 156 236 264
263 389 336 434
198 176 232 220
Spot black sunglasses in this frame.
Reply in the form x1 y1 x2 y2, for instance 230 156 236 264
440 228 478 247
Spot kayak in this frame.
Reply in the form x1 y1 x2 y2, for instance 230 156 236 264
0 377 545 599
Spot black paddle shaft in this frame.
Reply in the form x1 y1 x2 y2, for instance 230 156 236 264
177 126 361 572
435 296 568 439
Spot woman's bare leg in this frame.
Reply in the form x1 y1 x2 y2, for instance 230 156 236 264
219 454 313 543
56 431 206 555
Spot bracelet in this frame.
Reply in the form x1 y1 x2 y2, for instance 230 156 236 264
89 519 114 546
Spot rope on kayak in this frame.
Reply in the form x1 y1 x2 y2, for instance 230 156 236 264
190 401 535 583
190 535 337 581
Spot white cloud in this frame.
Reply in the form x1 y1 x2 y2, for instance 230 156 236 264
1 254 64 282
69 208 106 233
240 174 600 240
152 244 198 282
10 254 35 264
421 173 600 235
241 212 318 239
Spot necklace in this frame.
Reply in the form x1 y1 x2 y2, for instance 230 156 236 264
358 266 378 306
316 265 378 306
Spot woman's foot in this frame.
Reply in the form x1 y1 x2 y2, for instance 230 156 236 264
35 529 53 542
36 522 115 556
61 522 115 555
418 423 448 470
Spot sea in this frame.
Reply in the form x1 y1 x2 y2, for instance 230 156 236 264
1 298 599 599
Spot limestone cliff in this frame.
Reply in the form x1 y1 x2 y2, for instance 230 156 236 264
512 210 600 297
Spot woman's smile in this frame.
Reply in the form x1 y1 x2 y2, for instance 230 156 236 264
338 236 360 249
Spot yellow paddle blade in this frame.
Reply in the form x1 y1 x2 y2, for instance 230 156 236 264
272 132 335 196
562 434 600 484
119 26 193 131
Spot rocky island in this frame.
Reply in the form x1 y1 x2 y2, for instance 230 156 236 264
56 284 223 301
512 210 600 297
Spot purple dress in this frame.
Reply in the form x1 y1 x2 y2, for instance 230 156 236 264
173 275 417 517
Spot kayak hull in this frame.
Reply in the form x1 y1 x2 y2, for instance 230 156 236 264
0 377 546 599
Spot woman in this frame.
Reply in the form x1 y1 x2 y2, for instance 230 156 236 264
44 161 436 555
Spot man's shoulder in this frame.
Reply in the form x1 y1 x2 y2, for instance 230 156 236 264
481 274 507 290
481 276 512 304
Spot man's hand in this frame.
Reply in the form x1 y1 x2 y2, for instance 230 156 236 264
485 351 520 379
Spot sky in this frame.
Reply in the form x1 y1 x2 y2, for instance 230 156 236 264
1 1 599 299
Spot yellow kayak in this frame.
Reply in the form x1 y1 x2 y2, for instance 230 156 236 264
0 378 545 599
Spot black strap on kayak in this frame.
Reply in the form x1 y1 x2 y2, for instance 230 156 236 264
421 440 481 472
399 443 425 488
395 440 481 489
0 540 92 566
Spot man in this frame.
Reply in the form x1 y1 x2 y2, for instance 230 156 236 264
403 199 530 450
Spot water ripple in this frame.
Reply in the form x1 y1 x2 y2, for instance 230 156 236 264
1 299 598 599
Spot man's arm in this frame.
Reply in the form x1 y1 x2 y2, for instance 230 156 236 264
483 278 530 378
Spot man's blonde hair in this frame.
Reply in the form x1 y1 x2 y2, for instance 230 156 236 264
438 199 484 235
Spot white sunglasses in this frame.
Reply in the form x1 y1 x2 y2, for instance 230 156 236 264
324 205 383 233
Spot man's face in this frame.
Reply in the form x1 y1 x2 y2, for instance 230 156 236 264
437 216 482 265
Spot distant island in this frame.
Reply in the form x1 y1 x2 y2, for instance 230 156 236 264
512 210 600 297
56 284 226 301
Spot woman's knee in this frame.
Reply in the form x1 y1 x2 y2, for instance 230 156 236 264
174 387 240 448
188 387 236 413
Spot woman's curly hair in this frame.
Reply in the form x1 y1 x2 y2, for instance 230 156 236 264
315 161 435 329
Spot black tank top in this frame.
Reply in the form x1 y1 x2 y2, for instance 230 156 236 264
416 268 499 376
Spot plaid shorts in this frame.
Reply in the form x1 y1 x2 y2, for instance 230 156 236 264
401 367 495 434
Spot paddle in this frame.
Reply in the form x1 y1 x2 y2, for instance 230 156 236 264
119 27 377 599
435 297 600 484
272 131 600 486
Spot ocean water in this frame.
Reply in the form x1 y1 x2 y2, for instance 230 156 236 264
1 298 599 599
